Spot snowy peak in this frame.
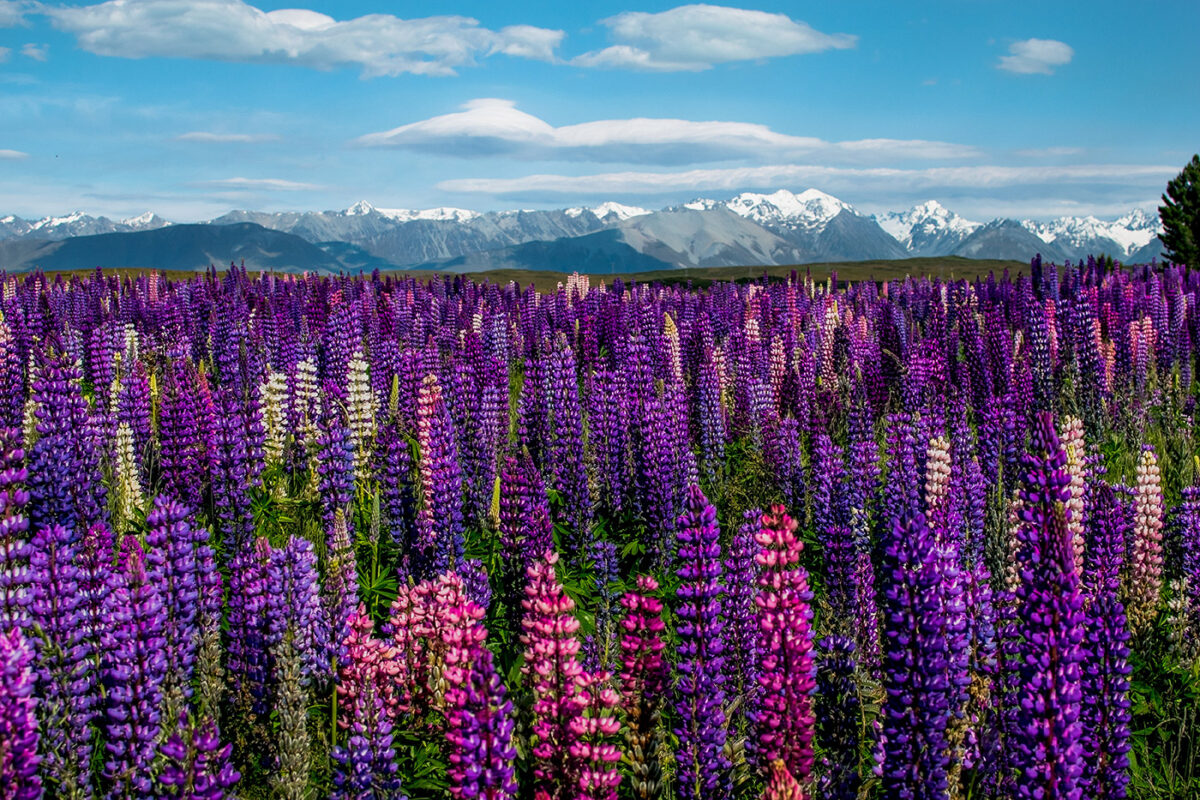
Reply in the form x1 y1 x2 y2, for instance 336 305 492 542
726 188 854 230
1021 211 1162 258
590 201 651 222
873 200 981 252
342 200 480 223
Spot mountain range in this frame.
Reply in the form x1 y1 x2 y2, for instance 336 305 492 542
0 189 1165 273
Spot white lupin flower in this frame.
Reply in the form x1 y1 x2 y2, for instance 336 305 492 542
112 422 144 532
346 351 377 476
259 371 290 471
1059 415 1087 578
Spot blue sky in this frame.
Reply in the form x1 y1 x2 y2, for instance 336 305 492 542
0 0 1196 221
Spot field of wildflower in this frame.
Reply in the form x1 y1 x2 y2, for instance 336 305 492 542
2 259 1199 799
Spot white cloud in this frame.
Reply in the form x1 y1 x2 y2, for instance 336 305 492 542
439 163 1175 197
0 149 28 160
20 43 46 61
356 98 977 164
176 131 280 143
0 46 8 62
199 177 321 191
0 1 27 28
45 0 564 77
998 38 1073 75
573 4 855 71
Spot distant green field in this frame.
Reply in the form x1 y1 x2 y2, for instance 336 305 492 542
24 255 1031 291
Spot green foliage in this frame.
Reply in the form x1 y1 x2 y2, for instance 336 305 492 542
1160 154 1200 267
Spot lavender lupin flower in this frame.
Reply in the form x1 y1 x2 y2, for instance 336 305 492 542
815 636 860 800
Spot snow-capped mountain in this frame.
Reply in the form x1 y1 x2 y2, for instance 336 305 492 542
874 201 982 257
0 193 1167 272
1021 209 1162 259
0 211 171 241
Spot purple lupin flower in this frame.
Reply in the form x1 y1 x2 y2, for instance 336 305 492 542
324 509 360 667
672 485 730 800
1079 484 1132 800
415 373 465 577
157 360 211 509
207 386 263 547
268 536 330 800
694 346 726 487
0 428 31 631
102 537 168 799
1012 411 1085 800
226 537 273 718
498 450 552 634
157 715 241 800
873 507 956 800
331 685 406 800
0 626 42 800
376 420 418 568
546 333 592 549
28 523 94 800
815 636 860 800
27 353 107 535
751 506 816 784
143 496 208 722
317 409 356 537
723 508 761 706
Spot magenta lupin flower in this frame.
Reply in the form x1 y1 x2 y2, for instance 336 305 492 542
569 670 622 800
618 575 668 800
752 505 817 784
0 626 42 800
521 551 586 800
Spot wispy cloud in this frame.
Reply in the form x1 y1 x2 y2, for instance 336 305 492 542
997 38 1073 75
176 131 280 143
573 4 855 71
356 98 977 164
439 163 1176 197
197 177 321 191
20 43 46 61
1015 146 1084 157
0 149 28 160
0 1 27 28
45 0 564 77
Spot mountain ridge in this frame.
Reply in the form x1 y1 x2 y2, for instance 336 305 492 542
0 190 1166 273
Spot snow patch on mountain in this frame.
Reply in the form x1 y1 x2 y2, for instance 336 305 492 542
1021 210 1162 257
873 200 981 251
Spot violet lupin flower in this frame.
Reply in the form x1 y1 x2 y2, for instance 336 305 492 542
0 427 31 631
376 420 419 568
1012 411 1085 800
672 485 731 800
156 714 241 800
723 509 761 705
415 373 465 577
619 575 668 800
545 333 592 550
28 523 94 800
873 507 956 800
331 684 405 800
157 361 210 509
225 537 273 718
27 353 107 535
1079 484 1132 800
102 537 168 799
268 536 330 800
751 506 816 785
0 626 42 800
498 450 553 634
143 496 206 722
815 636 860 800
